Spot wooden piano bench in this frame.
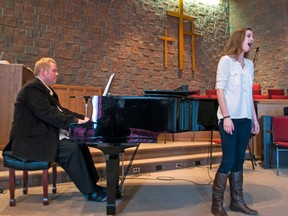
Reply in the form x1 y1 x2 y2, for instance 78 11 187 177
3 151 57 206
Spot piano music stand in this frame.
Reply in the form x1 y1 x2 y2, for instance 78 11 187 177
83 96 90 117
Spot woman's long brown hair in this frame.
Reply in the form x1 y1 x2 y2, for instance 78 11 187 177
223 28 252 59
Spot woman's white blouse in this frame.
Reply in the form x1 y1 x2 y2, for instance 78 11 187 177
215 55 254 120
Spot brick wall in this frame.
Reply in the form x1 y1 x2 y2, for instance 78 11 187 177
230 0 288 94
5 0 286 96
0 0 230 95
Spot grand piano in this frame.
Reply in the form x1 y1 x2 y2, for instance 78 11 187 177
69 87 218 215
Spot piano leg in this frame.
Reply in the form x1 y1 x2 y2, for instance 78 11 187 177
92 143 138 215
105 154 120 215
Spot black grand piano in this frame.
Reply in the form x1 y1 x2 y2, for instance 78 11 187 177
69 87 218 215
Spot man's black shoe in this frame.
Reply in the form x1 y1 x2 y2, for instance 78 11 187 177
84 191 107 202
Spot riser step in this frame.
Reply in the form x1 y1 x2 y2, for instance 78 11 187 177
0 153 223 190
0 142 222 171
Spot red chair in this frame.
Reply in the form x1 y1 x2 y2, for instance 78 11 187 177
272 116 288 175
252 83 261 91
206 89 217 97
253 90 261 95
252 84 261 95
209 95 218 99
268 88 284 99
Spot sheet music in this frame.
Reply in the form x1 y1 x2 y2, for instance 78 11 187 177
91 96 99 122
103 73 114 96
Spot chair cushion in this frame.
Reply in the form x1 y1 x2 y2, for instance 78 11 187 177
3 151 51 170
275 141 288 148
271 95 288 99
212 139 222 144
253 94 269 99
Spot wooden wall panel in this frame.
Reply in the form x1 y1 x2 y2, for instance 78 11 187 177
51 84 103 117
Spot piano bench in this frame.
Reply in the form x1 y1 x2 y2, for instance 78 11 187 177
3 151 57 206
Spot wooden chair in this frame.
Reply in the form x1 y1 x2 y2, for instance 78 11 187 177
3 151 57 206
272 116 288 175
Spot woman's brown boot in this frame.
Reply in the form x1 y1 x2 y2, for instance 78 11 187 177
229 171 258 215
211 172 228 216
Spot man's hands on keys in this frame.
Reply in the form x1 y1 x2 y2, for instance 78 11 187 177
78 117 90 124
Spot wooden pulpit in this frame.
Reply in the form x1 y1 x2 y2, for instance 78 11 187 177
0 64 34 150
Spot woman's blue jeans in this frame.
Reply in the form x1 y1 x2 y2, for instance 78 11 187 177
217 118 252 174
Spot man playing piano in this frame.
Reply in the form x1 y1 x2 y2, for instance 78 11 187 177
3 57 107 202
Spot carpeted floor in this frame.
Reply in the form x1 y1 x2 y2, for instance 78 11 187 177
0 161 287 216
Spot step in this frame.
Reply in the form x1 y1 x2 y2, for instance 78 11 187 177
0 142 218 171
0 141 223 190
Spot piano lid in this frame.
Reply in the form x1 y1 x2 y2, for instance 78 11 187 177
144 85 199 98
144 90 198 98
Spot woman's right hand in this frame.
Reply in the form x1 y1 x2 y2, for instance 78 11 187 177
223 117 234 135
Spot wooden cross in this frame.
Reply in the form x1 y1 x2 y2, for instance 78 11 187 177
184 22 203 72
158 29 174 68
166 0 202 71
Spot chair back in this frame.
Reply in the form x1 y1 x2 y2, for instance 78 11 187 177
272 116 288 142
206 89 217 96
253 90 261 95
252 83 261 91
268 88 284 99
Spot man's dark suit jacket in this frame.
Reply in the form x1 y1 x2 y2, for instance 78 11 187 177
3 77 85 162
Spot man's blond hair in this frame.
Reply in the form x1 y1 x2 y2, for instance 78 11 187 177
33 57 56 76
